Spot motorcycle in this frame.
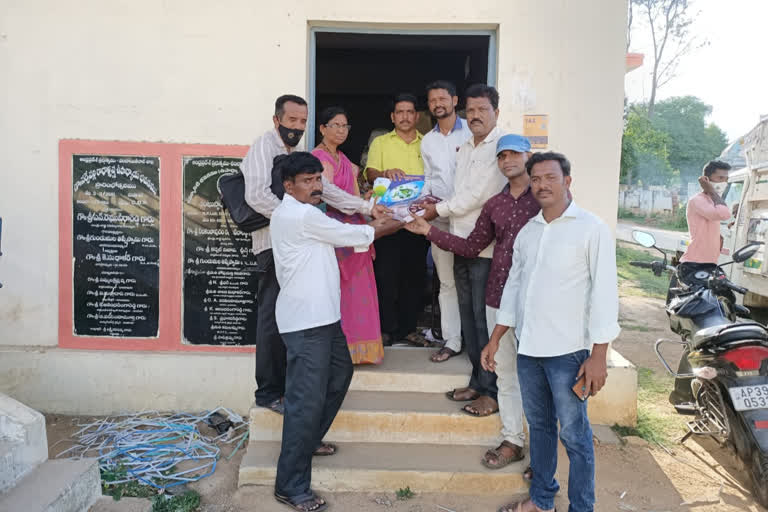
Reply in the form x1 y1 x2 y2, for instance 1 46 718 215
629 230 768 507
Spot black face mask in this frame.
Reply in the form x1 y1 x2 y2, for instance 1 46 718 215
278 124 304 147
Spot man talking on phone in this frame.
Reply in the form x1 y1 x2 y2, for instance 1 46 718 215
481 152 620 512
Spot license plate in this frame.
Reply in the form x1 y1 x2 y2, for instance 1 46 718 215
729 385 768 411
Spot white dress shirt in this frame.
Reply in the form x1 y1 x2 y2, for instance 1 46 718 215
496 202 621 357
421 117 471 230
270 193 375 334
435 126 507 258
241 128 372 255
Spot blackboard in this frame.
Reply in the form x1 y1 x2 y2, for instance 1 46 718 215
72 155 160 337
182 157 257 346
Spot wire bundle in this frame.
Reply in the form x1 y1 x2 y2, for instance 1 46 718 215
57 407 249 490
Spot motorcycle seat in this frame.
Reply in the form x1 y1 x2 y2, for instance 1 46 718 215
692 322 768 349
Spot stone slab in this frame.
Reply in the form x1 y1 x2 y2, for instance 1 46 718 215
239 441 527 495
0 458 101 512
250 391 503 446
0 393 48 493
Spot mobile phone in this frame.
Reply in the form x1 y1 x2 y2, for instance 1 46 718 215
572 375 589 401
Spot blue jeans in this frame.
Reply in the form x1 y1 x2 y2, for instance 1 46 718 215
517 350 594 512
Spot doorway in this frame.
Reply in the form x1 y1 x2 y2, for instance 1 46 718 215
309 28 496 161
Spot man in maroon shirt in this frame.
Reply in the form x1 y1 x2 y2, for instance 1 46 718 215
406 134 539 466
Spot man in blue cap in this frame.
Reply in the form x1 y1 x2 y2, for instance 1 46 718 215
407 134 539 467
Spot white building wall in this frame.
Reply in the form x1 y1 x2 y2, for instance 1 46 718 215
0 0 627 411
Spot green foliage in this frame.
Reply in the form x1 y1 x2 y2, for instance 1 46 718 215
101 466 156 500
151 491 201 512
621 96 728 186
621 111 674 186
396 487 415 500
650 96 728 184
612 367 687 446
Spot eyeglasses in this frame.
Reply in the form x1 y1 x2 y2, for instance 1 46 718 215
326 123 351 131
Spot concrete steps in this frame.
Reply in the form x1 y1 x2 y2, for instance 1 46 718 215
239 441 526 494
348 346 469 392
250 390 502 446
239 346 636 496
0 458 101 512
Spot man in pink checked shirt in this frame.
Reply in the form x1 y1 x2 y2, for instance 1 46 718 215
669 159 732 409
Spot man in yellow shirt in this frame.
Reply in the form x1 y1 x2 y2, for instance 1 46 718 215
365 93 428 345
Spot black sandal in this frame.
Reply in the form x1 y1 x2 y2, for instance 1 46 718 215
262 398 284 415
313 442 337 456
275 491 328 512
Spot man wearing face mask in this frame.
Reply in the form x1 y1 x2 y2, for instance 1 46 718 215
669 159 732 409
242 94 392 417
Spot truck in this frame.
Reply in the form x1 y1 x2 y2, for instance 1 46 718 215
716 115 768 312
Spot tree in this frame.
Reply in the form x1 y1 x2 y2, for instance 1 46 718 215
621 110 674 186
631 0 703 118
649 96 728 183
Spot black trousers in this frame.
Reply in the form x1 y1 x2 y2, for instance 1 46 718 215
373 230 429 340
454 255 497 399
254 249 286 407
275 322 353 498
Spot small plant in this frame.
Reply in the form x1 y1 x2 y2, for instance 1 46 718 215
101 466 156 500
151 490 201 512
395 486 415 500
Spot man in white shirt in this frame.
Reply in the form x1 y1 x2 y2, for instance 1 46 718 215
242 94 388 415
420 80 471 363
421 84 507 417
482 152 620 512
270 152 395 512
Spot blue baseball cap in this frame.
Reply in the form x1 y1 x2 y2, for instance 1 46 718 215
496 134 531 155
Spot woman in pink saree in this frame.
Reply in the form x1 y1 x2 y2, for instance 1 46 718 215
312 107 384 365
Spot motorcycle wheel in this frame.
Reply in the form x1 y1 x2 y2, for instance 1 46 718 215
750 449 768 507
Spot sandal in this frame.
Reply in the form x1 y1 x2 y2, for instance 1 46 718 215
497 499 555 512
482 441 525 469
523 465 533 482
275 491 328 512
430 347 458 363
403 331 430 347
462 395 499 417
262 398 284 415
445 387 480 402
313 442 337 456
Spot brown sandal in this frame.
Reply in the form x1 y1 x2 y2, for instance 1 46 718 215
403 331 430 347
462 395 499 417
313 442 337 456
430 347 458 363
445 387 480 402
482 441 525 469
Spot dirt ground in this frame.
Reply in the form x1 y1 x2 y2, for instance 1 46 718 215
46 294 766 512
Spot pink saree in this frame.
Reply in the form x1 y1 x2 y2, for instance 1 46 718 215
312 147 384 365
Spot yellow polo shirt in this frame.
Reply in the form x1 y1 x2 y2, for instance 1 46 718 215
364 130 424 180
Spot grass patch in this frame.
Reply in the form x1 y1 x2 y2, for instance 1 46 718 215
618 207 688 232
101 466 156 500
620 323 652 332
151 491 201 512
396 487 415 500
616 245 670 300
613 367 687 446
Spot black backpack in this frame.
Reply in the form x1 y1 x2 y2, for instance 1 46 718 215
217 164 285 233
217 160 286 270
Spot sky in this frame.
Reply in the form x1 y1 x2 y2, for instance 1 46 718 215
624 0 768 141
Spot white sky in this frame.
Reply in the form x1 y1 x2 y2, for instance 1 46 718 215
624 0 768 141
